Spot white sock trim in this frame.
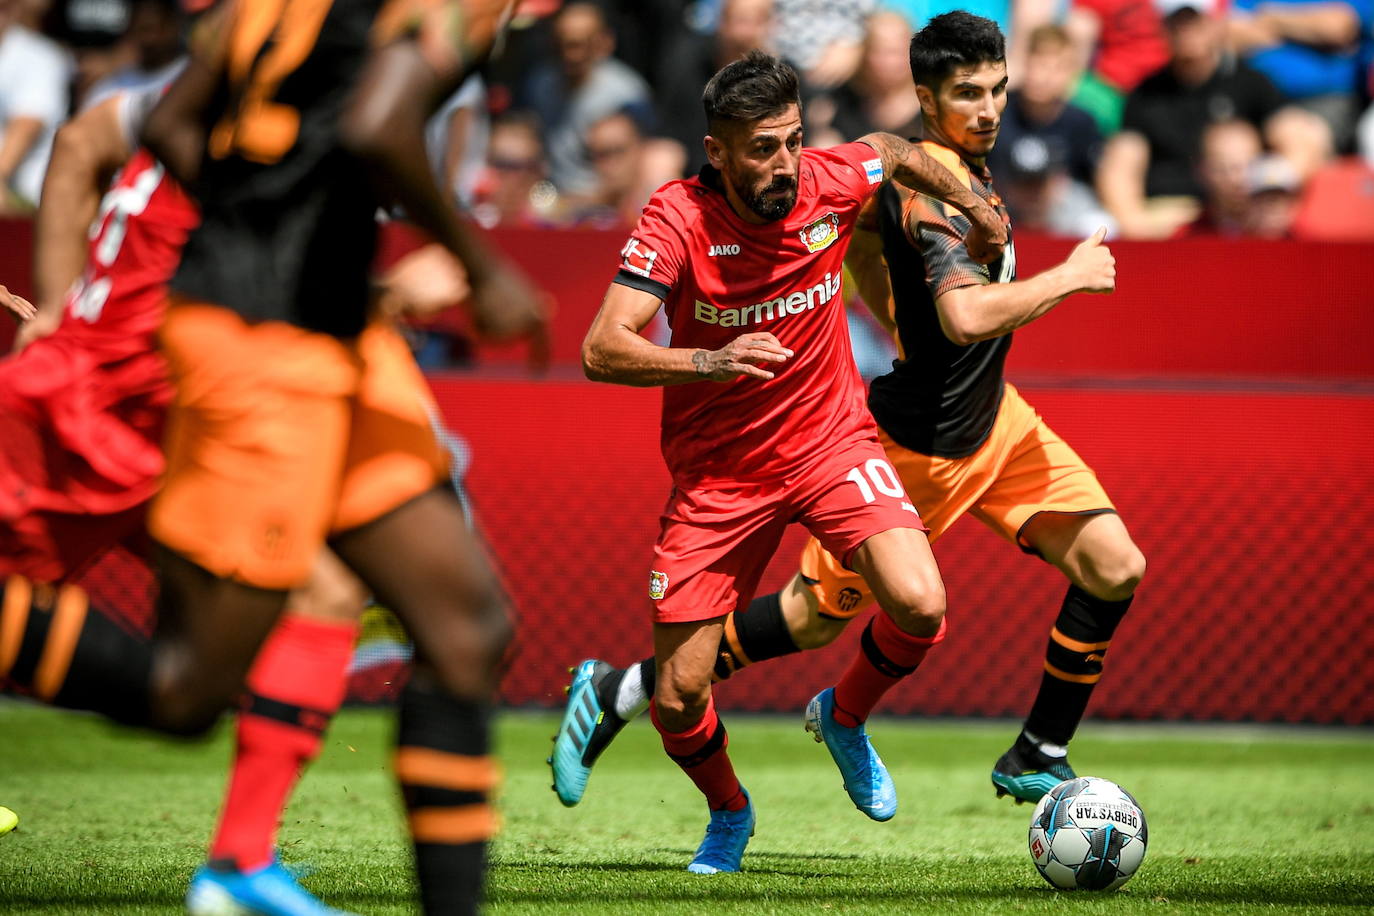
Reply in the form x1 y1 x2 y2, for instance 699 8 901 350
613 663 650 720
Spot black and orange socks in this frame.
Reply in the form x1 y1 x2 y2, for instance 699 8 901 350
1 574 152 725
1024 585 1134 746
395 676 499 916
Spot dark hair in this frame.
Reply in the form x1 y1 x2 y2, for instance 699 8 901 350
702 50 801 135
908 11 1006 90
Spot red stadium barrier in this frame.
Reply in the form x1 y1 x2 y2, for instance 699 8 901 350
437 377 1374 726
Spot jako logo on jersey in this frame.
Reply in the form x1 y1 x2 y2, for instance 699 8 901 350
620 237 657 277
694 271 842 328
799 213 840 252
708 243 740 256
649 570 669 600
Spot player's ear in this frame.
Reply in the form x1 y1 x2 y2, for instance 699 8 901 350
915 83 937 121
703 134 727 171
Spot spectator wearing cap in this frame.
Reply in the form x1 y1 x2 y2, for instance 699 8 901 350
654 0 775 176
83 0 184 107
1096 0 1329 238
999 135 1117 237
1244 153 1302 236
58 0 132 108
1227 0 1372 151
0 0 70 212
518 2 655 195
988 24 1103 188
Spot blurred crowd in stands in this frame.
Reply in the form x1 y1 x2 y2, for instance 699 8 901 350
3 0 1371 237
1 0 1371 366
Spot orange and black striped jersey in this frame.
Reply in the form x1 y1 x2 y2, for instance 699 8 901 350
170 0 387 337
867 140 1016 459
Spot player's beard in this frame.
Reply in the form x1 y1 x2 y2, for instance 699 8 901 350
741 174 797 222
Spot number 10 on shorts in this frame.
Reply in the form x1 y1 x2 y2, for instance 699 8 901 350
846 458 905 503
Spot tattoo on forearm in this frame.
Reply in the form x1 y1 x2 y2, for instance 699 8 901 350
692 349 712 378
864 132 913 180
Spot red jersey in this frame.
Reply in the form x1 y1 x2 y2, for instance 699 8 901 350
613 142 886 486
59 148 199 361
0 148 197 537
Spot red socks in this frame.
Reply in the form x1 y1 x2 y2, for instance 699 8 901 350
208 614 358 870
831 614 946 728
651 695 747 811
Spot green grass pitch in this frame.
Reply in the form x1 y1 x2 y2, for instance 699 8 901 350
2 701 1372 914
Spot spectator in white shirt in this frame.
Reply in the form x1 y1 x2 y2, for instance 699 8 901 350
0 0 71 210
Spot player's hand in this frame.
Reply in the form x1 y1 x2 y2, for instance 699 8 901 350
964 201 1008 264
379 243 472 319
468 260 554 370
694 332 793 381
1 284 37 322
12 307 60 353
1065 226 1116 294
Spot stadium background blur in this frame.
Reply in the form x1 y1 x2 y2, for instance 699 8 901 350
0 0 1370 726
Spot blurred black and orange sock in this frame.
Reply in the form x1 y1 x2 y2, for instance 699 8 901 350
395 676 498 916
1023 585 1134 747
1 574 153 724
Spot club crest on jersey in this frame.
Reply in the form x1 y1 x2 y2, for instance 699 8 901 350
620 237 658 277
649 570 669 600
799 213 840 253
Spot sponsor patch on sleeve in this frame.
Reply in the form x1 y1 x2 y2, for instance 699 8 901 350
862 158 884 185
620 237 658 277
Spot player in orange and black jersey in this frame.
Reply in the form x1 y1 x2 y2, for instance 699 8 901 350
552 11 1148 815
0 1 545 913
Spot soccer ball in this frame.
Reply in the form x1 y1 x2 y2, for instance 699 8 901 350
1027 776 1147 891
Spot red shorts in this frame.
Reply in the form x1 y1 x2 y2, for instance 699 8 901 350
650 432 925 623
0 334 168 582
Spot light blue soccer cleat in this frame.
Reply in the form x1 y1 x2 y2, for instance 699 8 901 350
185 859 356 916
549 659 628 807
687 788 756 875
805 687 897 822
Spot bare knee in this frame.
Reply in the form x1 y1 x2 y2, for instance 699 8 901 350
414 579 513 701
1081 546 1146 602
147 656 234 736
653 672 711 734
881 572 946 637
291 551 368 623
790 613 848 650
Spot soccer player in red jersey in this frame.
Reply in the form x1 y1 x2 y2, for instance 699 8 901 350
556 14 1143 819
573 50 1007 873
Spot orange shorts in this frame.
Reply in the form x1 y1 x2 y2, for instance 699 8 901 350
149 301 448 590
799 383 1114 618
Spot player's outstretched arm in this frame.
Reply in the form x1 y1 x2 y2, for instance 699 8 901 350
859 132 1007 263
340 32 547 344
583 283 792 387
935 227 1115 346
16 93 136 352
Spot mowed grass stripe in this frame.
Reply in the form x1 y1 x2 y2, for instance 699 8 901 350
2 702 1371 914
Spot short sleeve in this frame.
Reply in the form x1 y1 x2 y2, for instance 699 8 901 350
611 192 689 302
807 141 888 208
116 85 164 150
910 196 991 300
6 39 69 124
